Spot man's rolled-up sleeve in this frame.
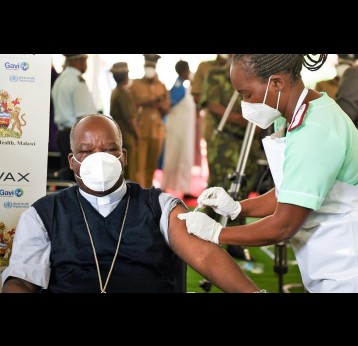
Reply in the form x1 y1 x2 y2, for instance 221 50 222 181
158 193 188 245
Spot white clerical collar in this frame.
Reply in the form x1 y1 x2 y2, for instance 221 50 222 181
79 181 127 206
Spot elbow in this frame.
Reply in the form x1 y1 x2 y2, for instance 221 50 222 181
188 240 220 271
268 223 298 244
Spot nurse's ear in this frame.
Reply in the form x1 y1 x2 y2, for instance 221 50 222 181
270 75 286 92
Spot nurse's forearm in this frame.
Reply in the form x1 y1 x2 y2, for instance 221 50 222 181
220 202 311 246
240 188 277 218
219 215 291 247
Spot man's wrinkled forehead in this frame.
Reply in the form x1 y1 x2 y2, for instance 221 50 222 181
75 116 120 140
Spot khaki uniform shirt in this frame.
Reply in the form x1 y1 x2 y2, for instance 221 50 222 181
110 85 137 136
129 78 169 139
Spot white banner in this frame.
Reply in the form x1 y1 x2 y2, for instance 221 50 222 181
0 54 51 266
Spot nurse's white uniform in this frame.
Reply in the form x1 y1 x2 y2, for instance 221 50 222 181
263 90 358 293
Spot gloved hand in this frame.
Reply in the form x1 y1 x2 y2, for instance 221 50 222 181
197 187 242 220
177 212 223 245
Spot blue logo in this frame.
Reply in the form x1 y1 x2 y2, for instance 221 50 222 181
20 62 30 71
9 75 18 82
15 188 23 197
3 201 12 208
4 61 30 71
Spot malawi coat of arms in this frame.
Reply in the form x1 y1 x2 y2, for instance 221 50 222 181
0 89 26 138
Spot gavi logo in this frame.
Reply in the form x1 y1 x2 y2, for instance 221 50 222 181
5 62 30 71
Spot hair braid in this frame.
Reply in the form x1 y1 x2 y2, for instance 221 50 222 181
232 54 328 82
302 54 328 71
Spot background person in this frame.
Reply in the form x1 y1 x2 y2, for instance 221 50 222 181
161 60 196 197
191 54 231 148
52 54 96 181
110 62 140 182
129 54 170 188
199 60 263 260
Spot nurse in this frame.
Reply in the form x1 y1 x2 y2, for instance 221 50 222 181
178 54 358 293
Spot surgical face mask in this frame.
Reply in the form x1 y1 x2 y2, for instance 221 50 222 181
144 67 156 79
73 152 122 192
241 75 282 129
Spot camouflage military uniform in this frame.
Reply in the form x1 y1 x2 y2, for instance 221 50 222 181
200 65 262 196
191 60 226 143
191 60 223 102
200 64 263 264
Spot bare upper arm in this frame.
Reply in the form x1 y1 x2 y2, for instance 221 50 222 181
167 205 260 292
2 277 41 293
168 204 221 268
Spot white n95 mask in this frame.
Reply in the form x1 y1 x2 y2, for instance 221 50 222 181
144 67 156 79
241 75 282 129
73 152 122 192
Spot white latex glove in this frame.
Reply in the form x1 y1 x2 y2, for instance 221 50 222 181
197 187 242 220
177 212 223 245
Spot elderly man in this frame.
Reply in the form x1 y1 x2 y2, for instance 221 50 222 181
2 114 261 293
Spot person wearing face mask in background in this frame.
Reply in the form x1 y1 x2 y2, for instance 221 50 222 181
1 114 262 293
128 54 170 188
179 54 358 293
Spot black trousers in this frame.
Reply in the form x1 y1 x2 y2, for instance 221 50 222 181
55 128 75 181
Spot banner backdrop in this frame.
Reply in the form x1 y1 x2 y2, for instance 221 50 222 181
0 54 51 266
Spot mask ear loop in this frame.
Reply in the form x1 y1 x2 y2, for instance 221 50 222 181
71 155 82 180
117 153 125 178
72 155 81 165
276 91 281 111
263 75 281 112
263 75 273 104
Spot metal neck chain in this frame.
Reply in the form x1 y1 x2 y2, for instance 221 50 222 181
76 190 130 293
